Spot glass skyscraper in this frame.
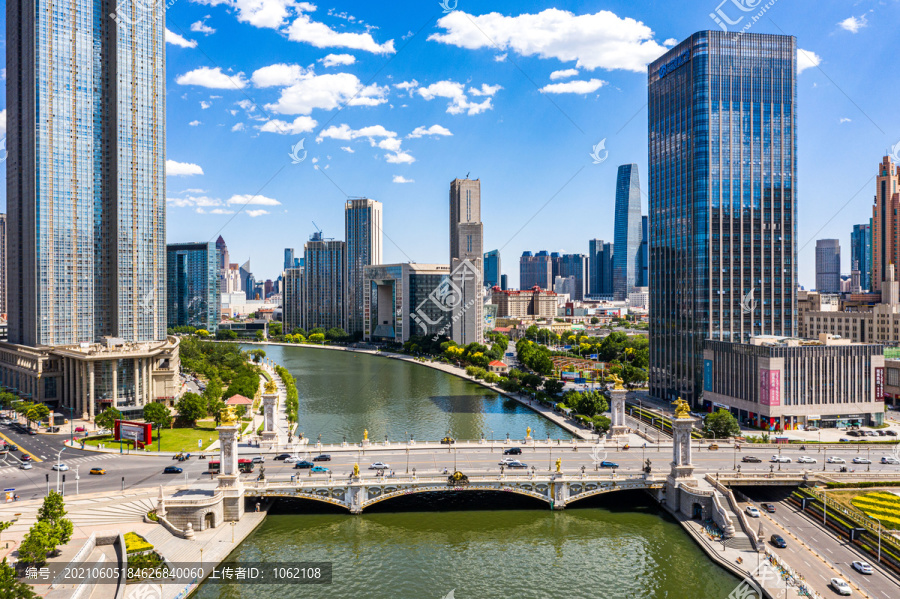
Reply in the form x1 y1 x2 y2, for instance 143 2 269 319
649 31 797 405
851 223 872 292
7 0 166 346
613 164 642 300
815 239 841 293
166 243 220 333
345 199 383 335
483 249 501 288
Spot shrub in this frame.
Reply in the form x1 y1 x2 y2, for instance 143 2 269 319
124 532 154 554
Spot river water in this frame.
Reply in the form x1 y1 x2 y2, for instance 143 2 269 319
200 345 740 598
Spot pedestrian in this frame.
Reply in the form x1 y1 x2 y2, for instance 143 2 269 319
255 502 260 512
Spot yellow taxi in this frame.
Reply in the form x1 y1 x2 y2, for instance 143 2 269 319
89 467 107 475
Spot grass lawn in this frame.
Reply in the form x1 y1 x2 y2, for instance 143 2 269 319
81 421 220 452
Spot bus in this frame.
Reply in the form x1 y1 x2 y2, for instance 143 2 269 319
207 459 254 474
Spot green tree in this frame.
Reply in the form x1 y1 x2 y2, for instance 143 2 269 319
216 329 238 340
563 390 609 418
590 316 600 324
94 407 122 431
203 376 224 418
142 402 172 429
37 491 72 547
18 521 55 566
195 329 210 338
248 349 266 363
592 415 611 434
704 409 740 439
309 333 325 344
25 403 50 427
542 379 565 396
0 557 38 599
268 322 282 336
255 330 265 341
176 392 207 426
291 327 307 337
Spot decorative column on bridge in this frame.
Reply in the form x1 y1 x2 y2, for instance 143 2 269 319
217 407 245 521
665 398 696 513
607 375 628 437
260 381 278 447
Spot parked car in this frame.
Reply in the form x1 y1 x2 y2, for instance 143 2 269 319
886 430 898 436
310 465 330 473
851 561 873 575
294 461 315 469
313 455 331 462
829 578 851 596
89 468 106 475
599 461 619 469
52 464 69 471
163 466 183 474
770 534 786 548
852 457 871 464
27 429 37 435
760 503 776 513
369 462 390 470
806 426 819 431
503 448 522 455
75 426 87 432
881 456 900 465
745 506 761 518
826 456 846 464
770 456 791 463
876 430 887 436
797 456 817 464
741 456 762 463
274 454 292 461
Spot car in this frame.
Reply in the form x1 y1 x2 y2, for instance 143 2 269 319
830 578 852 596
745 506 761 518
806 426 819 431
5 444 17 452
881 456 900 465
506 461 528 469
499 457 519 465
21 455 32 462
852 457 871 464
274 453 292 461
89 468 106 475
876 430 887 436
163 466 183 474
19 463 32 470
864 430 877 437
707 444 719 450
851 561 873 575
441 436 455 445
27 429 37 435
827 456 846 464
251 457 265 464
770 456 791 463
741 456 762 463
769 534 787 548
503 447 523 455
886 430 898 436
599 460 619 469
310 465 330 473
839 438 850 442
760 503 776 513
294 460 315 469
75 426 86 432
52 463 69 471
313 454 331 462
369 462 390 470
846 430 860 437
283 456 299 464
797 456 817 464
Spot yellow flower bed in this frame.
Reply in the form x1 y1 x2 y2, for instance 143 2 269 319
124 532 154 554
851 492 900 529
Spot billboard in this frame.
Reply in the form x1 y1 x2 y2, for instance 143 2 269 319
759 369 780 407
875 367 884 401
703 360 713 392
561 372 577 380
114 420 153 445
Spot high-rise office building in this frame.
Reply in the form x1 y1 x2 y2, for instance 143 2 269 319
613 164 642 300
240 261 254 300
345 199 383 336
484 250 501 289
815 239 841 293
1 2 179 415
639 215 649 288
520 251 553 290
449 178 484 345
216 236 230 305
588 239 615 296
0 214 6 316
282 267 303 334
166 242 220 333
872 156 900 292
304 232 347 331
364 263 451 343
500 274 508 290
850 224 871 292
284 248 295 271
555 254 588 300
649 31 797 405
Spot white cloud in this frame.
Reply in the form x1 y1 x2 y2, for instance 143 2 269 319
429 9 669 73
200 101 211 109
385 151 415 164
189 120 201 126
246 209 270 217
320 53 356 67
266 73 388 114
188 0 232 5
540 78 606 94
191 19 216 35
838 15 867 33
232 122 245 131
393 80 418 96
258 116 318 134
469 83 502 97
166 28 198 48
251 63 307 87
286 14 394 54
340 146 355 153
316 123 396 142
839 118 852 124
797 49 821 74
494 53 507 62
226 194 281 206
416 80 496 115
407 124 452 138
166 160 204 176
176 66 248 89
234 0 296 29
392 175 414 183
167 195 221 209
550 68 579 80
663 38 677 47
210 208 236 214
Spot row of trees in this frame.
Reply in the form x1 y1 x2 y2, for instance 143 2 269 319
0 393 51 428
275 365 299 425
17 491 73 567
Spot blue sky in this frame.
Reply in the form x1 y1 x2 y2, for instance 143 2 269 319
2 0 900 289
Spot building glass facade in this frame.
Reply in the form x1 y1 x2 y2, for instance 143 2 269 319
613 164 642 300
166 242 220 332
851 223 872 292
345 199 383 335
815 239 841 293
483 249 501 289
303 235 347 331
649 31 798 406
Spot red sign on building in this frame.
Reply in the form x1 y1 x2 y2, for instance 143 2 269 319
760 369 780 407
875 367 885 401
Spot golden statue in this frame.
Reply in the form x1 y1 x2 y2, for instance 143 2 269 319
264 380 277 394
606 373 625 391
220 405 238 426
526 427 532 438
672 398 691 419
555 458 562 473
353 463 360 477
363 429 368 441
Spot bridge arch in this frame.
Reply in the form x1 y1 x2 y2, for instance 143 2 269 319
253 490 352 512
565 482 663 507
360 483 552 511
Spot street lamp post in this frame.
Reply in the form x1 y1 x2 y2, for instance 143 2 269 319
55 447 66 492
870 515 883 563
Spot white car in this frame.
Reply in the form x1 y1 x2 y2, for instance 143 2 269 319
826 456 846 464
369 462 390 470
499 457 519 465
797 456 817 464
770 456 791 463
852 457 871 465
851 560 873 575
745 506 761 518
283 456 298 464
52 463 69 471
830 577 852 595
19 463 33 470
881 456 900 465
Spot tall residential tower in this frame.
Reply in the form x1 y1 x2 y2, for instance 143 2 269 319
345 198 383 336
449 178 483 345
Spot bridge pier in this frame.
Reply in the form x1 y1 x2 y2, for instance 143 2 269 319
260 393 278 447
609 389 628 437
665 416 697 515
217 423 245 521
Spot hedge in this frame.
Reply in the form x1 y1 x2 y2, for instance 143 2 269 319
124 532 153 554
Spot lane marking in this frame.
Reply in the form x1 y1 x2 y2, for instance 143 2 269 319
0 430 43 462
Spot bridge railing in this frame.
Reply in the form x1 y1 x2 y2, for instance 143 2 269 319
244 472 663 489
